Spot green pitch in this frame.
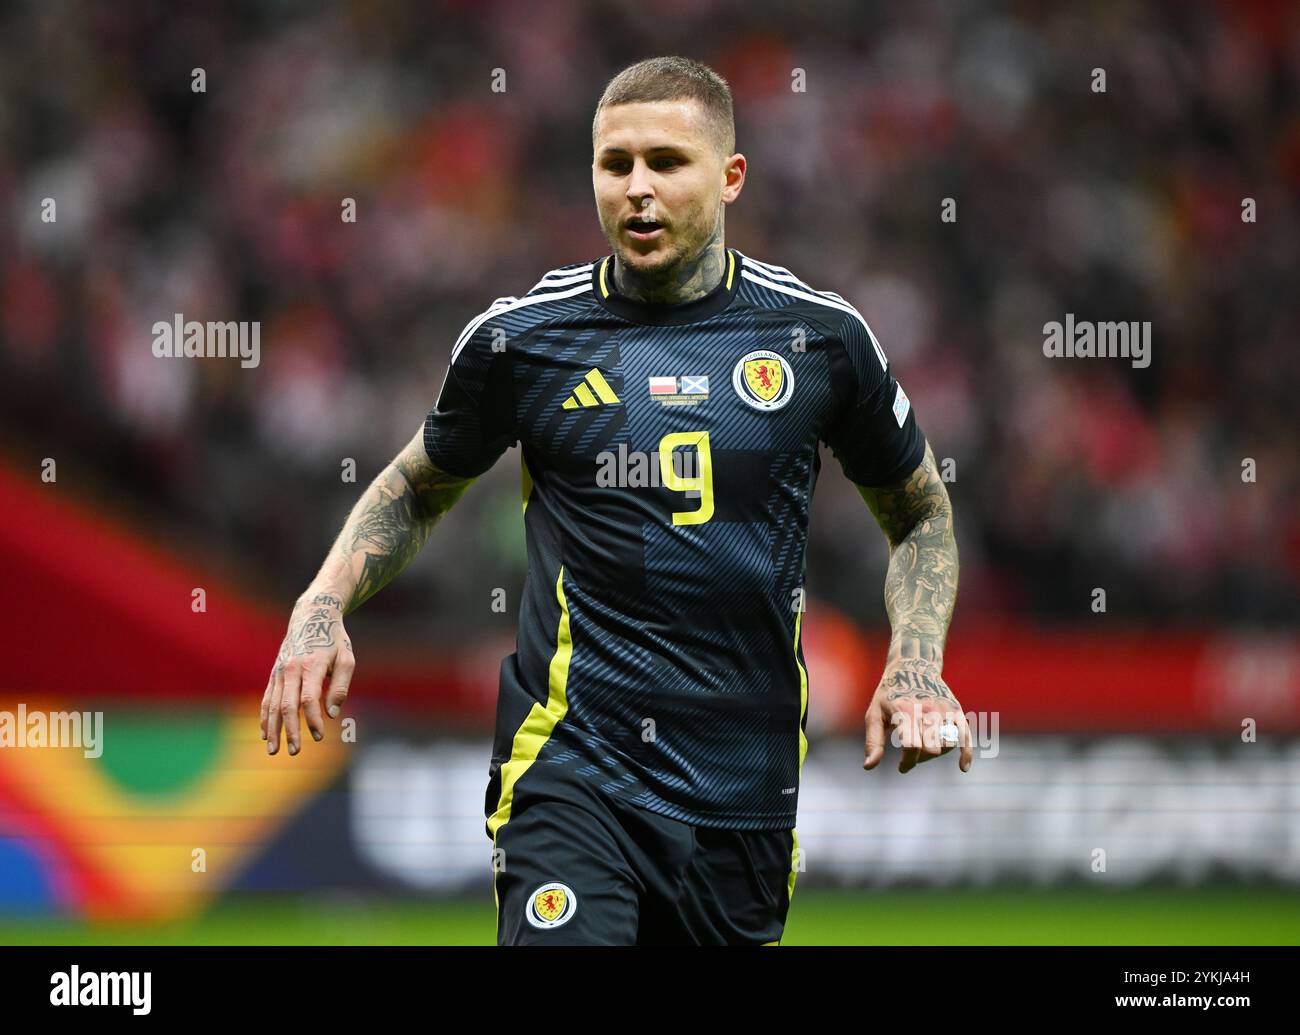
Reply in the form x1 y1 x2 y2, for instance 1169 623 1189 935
2 888 1297 945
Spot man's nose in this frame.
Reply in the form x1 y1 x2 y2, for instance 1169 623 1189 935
626 159 654 205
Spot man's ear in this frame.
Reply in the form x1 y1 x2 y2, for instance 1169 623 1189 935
722 153 746 203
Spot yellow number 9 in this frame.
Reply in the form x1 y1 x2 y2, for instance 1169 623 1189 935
658 431 714 526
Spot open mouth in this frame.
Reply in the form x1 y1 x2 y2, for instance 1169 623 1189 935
625 218 665 239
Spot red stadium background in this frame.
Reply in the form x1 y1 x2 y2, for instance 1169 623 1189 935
0 0 1297 940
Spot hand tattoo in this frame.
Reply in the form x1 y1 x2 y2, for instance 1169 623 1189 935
881 658 959 705
291 607 336 655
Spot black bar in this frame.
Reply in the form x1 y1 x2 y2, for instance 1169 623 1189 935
0 945 1293 1021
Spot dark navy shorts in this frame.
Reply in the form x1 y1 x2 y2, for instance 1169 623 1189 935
490 762 799 946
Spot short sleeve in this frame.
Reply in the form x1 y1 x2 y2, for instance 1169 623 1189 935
423 316 517 478
821 310 925 487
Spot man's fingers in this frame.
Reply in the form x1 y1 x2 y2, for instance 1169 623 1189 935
916 709 962 768
874 695 975 775
932 709 972 771
863 705 886 770
911 709 972 771
893 709 921 773
919 710 948 764
326 649 355 720
280 665 308 754
276 663 304 756
265 668 285 755
300 664 327 744
260 673 274 740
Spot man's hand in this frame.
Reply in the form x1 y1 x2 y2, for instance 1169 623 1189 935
261 592 355 756
256 427 475 757
855 441 965 774
863 657 972 774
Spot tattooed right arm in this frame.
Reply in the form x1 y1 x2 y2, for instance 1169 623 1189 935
261 426 474 755
305 426 476 615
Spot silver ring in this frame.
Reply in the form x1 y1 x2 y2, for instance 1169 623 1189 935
939 722 960 747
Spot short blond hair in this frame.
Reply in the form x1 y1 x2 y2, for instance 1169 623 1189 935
593 56 735 157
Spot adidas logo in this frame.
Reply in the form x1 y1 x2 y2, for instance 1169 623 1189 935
562 368 621 409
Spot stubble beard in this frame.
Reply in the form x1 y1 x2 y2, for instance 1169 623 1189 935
604 202 723 305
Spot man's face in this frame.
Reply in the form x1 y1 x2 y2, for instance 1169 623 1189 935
592 99 744 278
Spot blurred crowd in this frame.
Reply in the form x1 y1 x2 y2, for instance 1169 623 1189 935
1 0 1297 643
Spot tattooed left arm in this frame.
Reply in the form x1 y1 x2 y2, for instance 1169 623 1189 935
855 440 971 773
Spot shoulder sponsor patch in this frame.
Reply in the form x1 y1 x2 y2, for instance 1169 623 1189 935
892 383 910 427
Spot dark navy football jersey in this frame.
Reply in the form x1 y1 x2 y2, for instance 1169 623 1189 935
424 248 925 832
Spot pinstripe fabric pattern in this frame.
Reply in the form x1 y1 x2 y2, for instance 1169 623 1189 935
428 249 925 830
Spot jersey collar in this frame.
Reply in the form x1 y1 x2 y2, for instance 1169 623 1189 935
592 248 742 325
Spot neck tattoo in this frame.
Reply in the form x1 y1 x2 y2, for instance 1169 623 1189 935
614 224 727 306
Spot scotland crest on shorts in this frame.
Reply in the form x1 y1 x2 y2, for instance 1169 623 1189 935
526 881 577 929
732 349 794 411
